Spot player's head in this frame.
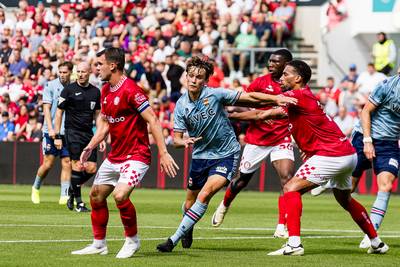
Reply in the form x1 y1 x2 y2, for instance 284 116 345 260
186 56 214 93
268 49 293 79
96 48 125 81
58 61 73 85
76 62 91 86
280 60 312 91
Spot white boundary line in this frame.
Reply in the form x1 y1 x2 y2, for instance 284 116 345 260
0 224 400 234
1 235 400 244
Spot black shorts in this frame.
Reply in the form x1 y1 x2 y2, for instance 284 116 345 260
65 129 97 162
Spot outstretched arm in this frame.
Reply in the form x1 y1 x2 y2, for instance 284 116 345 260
235 92 297 107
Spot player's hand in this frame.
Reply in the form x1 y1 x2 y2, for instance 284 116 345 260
184 137 202 148
276 94 297 106
160 152 180 178
48 129 55 139
80 146 93 165
54 138 63 150
99 140 106 152
363 142 375 160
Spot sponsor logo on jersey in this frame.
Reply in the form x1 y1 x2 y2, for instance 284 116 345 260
389 158 398 169
90 101 96 110
75 92 82 96
188 108 216 125
106 116 125 123
134 93 147 104
114 97 120 105
265 85 274 92
215 166 228 174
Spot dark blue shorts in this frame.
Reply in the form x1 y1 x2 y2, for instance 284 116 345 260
352 131 399 177
188 152 240 191
42 133 69 158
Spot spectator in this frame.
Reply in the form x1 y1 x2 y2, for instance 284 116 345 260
334 106 355 138
159 96 175 130
341 63 359 85
316 76 341 105
207 59 225 88
165 54 185 102
271 0 296 46
8 75 26 102
0 93 19 119
143 60 167 98
319 91 338 118
14 104 29 140
153 39 174 63
338 80 363 115
214 24 235 80
326 0 347 32
25 115 42 142
234 23 259 78
0 111 15 141
0 39 12 64
356 63 386 97
44 3 65 25
163 127 173 145
9 50 28 77
372 32 396 75
0 9 13 35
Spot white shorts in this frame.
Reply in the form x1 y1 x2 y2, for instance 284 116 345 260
94 159 149 187
239 143 295 174
295 153 357 190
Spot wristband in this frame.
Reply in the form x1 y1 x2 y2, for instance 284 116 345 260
55 134 62 140
362 137 373 143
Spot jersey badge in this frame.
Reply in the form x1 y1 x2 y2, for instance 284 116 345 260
134 93 146 104
203 98 209 106
90 101 96 110
114 96 120 105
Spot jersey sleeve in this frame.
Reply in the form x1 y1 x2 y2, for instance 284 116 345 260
244 79 259 93
57 87 69 110
127 84 150 113
282 88 303 107
214 87 241 105
173 102 186 132
368 80 390 107
42 82 53 105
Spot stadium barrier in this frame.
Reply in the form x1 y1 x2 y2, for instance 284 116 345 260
0 142 396 194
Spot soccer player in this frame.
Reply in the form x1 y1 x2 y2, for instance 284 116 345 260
54 62 102 212
31 62 73 205
71 48 179 258
156 56 297 252
255 60 388 255
350 75 400 249
212 49 294 239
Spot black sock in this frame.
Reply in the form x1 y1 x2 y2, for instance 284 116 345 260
71 170 83 204
81 171 95 185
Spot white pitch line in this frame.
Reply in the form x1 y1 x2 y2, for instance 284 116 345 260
1 235 400 244
0 224 400 234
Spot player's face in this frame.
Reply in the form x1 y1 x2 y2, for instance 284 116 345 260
186 67 207 93
268 54 286 77
58 66 71 85
96 54 112 82
279 65 299 91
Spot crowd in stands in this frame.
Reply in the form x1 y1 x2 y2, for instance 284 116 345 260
0 0 395 146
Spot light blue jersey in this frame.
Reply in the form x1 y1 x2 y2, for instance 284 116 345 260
42 78 66 135
353 75 400 141
174 86 241 159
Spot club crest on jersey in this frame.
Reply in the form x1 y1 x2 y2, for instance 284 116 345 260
135 93 146 104
90 101 96 110
203 98 209 106
114 96 120 105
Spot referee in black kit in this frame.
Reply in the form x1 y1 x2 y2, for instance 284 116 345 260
54 62 104 212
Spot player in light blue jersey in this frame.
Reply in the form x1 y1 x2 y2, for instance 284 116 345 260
31 62 73 205
157 56 297 252
350 75 400 249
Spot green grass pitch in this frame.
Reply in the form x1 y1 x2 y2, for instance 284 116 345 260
0 185 399 266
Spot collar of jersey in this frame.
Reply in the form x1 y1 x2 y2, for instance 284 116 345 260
110 76 127 92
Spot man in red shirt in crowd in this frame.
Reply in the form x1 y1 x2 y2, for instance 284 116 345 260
72 47 179 258
255 60 388 256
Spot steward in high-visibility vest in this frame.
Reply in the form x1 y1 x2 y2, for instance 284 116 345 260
372 32 396 75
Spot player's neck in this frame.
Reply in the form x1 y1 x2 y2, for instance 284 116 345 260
188 89 201 101
109 73 125 87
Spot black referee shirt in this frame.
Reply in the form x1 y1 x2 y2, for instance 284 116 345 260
58 82 100 133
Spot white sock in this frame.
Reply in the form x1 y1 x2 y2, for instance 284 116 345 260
93 239 106 248
288 236 301 247
126 235 139 242
276 224 285 232
370 237 382 247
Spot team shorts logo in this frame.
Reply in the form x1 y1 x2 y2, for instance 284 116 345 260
216 166 228 174
188 177 193 187
90 101 96 110
389 158 398 169
106 116 125 123
114 97 120 105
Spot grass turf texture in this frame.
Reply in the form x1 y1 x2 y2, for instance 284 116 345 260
0 185 399 267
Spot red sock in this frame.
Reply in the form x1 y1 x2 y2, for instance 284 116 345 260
347 198 377 239
117 199 138 237
90 199 109 240
223 183 236 207
278 195 286 225
284 191 302 237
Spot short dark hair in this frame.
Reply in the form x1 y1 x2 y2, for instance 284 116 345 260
286 60 312 85
186 56 214 80
272 49 293 62
58 61 73 71
97 48 125 72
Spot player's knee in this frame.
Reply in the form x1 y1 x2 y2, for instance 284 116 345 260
379 182 392 192
89 186 100 200
42 160 54 171
197 190 212 203
61 158 71 168
112 191 128 204
279 173 292 187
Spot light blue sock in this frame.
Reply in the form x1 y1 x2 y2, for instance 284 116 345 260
370 191 391 230
60 181 70 197
33 175 42 190
170 200 208 245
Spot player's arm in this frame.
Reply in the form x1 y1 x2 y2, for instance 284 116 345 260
360 100 378 160
81 114 109 164
141 107 179 178
173 130 202 148
235 92 297 107
53 108 64 150
229 109 262 121
43 103 54 138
